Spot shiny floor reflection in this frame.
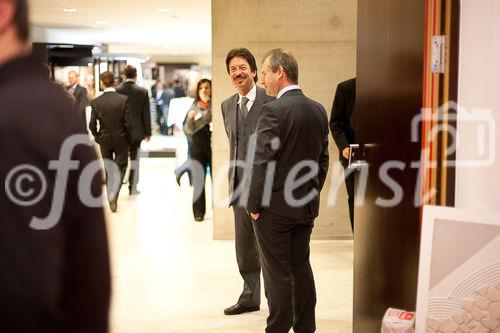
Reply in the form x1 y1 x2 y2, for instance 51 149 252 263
107 157 353 333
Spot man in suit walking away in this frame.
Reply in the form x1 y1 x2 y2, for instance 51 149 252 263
90 71 130 212
330 78 356 231
221 48 274 316
116 65 152 195
246 49 329 333
67 70 89 126
0 0 110 331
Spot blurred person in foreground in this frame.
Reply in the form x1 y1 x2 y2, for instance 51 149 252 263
183 78 212 221
116 65 152 195
0 0 111 331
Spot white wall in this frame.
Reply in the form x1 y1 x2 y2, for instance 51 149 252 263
456 0 500 213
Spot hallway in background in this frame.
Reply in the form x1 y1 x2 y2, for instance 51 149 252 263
106 157 354 332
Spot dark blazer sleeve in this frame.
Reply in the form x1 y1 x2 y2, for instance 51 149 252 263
330 84 350 152
318 115 330 191
123 99 131 142
89 100 98 139
142 90 152 137
77 86 89 113
221 101 230 139
61 137 110 332
246 104 281 213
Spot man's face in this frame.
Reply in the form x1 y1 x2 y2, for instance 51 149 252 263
261 57 280 97
228 56 255 94
68 72 78 86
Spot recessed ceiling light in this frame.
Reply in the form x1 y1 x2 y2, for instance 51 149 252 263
158 8 171 12
63 8 77 13
96 20 108 25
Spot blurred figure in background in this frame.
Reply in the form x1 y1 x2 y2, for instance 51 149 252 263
0 0 111 331
67 70 89 126
116 65 152 195
183 78 212 221
173 78 186 98
155 81 175 135
85 74 96 100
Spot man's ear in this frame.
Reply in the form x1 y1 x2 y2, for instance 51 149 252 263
0 1 16 34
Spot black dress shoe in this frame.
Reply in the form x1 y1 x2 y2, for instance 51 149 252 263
223 304 259 315
109 201 118 213
129 188 141 195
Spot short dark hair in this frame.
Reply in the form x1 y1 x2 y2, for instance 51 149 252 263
100 71 115 88
225 48 258 82
262 48 299 84
123 65 137 79
12 0 29 42
196 78 211 101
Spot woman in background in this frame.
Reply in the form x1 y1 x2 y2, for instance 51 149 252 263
183 79 212 222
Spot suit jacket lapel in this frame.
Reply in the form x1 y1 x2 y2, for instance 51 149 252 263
229 94 239 137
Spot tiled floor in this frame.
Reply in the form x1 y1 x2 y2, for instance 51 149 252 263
107 156 353 333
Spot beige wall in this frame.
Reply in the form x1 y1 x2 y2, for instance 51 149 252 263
211 0 357 240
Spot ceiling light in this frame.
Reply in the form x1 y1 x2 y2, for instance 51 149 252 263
63 8 77 13
158 8 172 12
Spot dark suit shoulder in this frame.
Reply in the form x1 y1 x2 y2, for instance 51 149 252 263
337 78 356 92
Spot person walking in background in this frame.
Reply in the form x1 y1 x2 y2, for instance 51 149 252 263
330 78 356 231
67 70 89 127
246 49 329 333
155 82 175 135
116 65 152 195
183 78 212 222
173 78 186 98
89 71 131 212
221 47 274 316
0 0 110 331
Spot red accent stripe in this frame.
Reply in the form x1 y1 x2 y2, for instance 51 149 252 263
420 0 432 227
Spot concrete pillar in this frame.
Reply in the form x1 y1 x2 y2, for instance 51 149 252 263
211 0 357 240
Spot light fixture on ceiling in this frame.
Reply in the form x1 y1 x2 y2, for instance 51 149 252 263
63 8 77 13
158 8 172 12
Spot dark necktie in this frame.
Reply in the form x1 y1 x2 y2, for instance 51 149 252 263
240 97 249 119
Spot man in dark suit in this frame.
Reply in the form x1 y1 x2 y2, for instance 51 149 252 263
246 49 329 333
89 71 130 212
0 1 110 331
67 70 89 126
330 78 356 231
221 48 274 316
116 65 152 195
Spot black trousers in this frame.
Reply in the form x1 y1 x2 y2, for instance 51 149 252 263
100 144 128 203
253 211 316 333
232 205 261 307
190 146 211 219
344 167 355 231
129 139 142 192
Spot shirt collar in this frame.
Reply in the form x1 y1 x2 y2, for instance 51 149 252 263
104 87 116 93
125 79 135 83
238 84 257 104
277 84 300 99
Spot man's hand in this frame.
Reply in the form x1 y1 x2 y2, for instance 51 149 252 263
342 147 350 159
250 212 260 221
144 136 151 142
187 110 197 120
